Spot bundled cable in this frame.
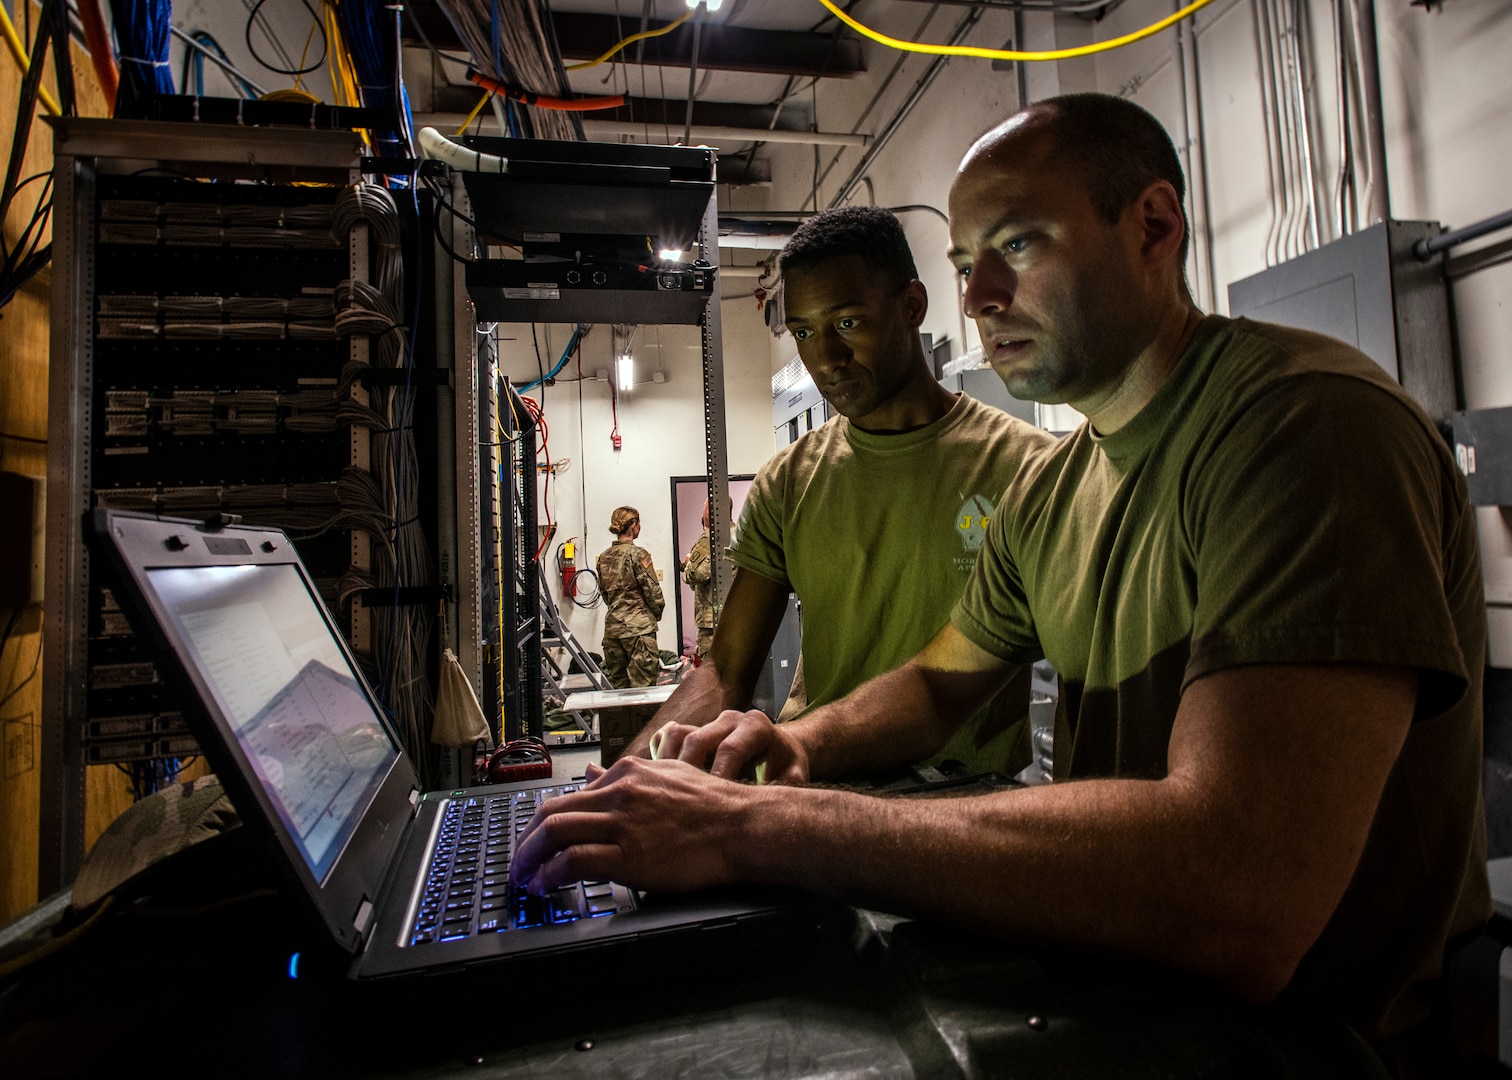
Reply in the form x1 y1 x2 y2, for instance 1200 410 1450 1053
1 0 75 312
431 0 582 140
331 183 437 784
109 0 174 118
328 0 414 173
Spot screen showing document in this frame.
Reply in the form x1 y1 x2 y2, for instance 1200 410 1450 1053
147 564 399 882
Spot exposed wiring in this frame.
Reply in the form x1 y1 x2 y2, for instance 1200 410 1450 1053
110 0 175 118
466 69 625 112
245 0 327 77
518 394 556 559
0 2 61 115
564 7 693 72
435 0 581 140
169 25 268 97
518 323 587 392
455 90 493 136
76 0 117 111
179 30 260 99
812 0 1217 62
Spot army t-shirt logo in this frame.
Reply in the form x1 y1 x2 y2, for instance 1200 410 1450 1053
955 494 994 552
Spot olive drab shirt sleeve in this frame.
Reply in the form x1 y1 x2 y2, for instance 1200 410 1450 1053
683 533 711 587
633 546 665 621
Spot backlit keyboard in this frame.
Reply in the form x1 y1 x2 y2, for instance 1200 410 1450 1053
407 785 637 946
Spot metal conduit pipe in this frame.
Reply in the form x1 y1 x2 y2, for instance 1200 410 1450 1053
1173 0 1215 309
1290 0 1320 252
1414 207 1512 260
812 3 943 197
580 121 868 146
1271 0 1301 260
828 5 984 209
1279 0 1308 256
1352 0 1390 223
1331 0 1354 238
683 6 704 147
1253 0 1283 266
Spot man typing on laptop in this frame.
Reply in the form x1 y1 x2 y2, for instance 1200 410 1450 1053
509 94 1489 1072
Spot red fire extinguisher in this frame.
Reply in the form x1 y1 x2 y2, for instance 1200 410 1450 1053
560 539 577 597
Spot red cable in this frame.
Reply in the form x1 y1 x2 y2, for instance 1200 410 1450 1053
77 0 117 111
521 396 555 560
467 70 624 112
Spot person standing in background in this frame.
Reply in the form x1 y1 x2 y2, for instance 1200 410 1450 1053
596 506 665 688
682 502 715 662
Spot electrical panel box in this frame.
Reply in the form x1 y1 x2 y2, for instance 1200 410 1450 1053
1227 220 1455 423
1449 406 1512 506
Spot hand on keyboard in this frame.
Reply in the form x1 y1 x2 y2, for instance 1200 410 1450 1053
509 757 754 897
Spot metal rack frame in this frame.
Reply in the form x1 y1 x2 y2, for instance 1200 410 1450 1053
442 143 731 744
40 120 366 893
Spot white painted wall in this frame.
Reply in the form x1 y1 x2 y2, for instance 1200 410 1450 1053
754 0 1512 659
495 294 777 658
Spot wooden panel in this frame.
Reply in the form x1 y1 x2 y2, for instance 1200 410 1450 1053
0 22 107 923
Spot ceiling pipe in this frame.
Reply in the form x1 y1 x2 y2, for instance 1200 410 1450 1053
1352 0 1390 223
582 120 868 146
828 5 984 208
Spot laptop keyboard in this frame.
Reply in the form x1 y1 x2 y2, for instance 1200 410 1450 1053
407 785 637 946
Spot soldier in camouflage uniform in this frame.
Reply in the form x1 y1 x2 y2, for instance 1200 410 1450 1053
682 501 715 661
596 506 665 688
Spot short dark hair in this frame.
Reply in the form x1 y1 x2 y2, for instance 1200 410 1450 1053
778 206 918 294
1036 93 1191 267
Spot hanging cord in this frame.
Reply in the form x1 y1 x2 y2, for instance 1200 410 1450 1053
812 0 1217 62
564 7 694 72
0 2 60 115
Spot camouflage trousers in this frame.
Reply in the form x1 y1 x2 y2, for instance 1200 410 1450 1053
695 627 713 662
603 633 660 688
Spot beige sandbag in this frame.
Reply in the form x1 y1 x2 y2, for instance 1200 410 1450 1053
432 647 491 747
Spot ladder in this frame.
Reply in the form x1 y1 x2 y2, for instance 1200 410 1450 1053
536 564 611 734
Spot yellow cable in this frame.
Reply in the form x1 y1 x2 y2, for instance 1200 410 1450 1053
455 90 492 136
814 0 1217 62
0 1 61 116
291 15 319 93
564 8 693 72
261 87 321 104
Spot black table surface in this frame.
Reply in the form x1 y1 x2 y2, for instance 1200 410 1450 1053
0 842 1389 1080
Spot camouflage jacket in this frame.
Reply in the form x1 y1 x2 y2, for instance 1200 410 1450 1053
597 541 665 637
682 530 714 629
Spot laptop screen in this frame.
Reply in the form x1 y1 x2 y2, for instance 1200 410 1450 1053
145 563 401 883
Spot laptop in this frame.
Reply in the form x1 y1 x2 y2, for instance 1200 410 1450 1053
90 509 815 979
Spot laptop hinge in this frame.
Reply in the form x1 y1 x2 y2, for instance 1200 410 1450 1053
353 897 374 942
409 787 421 817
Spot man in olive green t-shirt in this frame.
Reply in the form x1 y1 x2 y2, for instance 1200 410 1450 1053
628 206 1053 777
514 96 1488 1068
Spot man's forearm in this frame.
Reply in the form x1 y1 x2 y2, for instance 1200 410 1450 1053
788 660 1003 780
732 775 1303 1002
627 660 748 757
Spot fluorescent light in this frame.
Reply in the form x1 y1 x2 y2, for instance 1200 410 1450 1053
658 248 682 262
686 0 723 9
616 353 634 392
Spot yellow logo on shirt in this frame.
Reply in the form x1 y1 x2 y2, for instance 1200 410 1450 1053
955 494 995 553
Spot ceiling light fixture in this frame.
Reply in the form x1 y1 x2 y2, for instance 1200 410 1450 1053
616 353 634 392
